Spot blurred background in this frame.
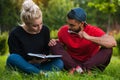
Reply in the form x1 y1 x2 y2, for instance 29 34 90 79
0 0 120 56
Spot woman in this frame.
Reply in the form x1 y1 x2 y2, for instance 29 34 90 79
6 0 63 74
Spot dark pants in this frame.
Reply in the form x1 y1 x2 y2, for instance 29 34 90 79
50 42 112 72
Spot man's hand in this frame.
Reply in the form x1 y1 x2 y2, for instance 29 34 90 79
78 31 91 39
48 39 59 46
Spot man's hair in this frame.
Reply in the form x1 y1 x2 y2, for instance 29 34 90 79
67 7 87 26
67 8 86 22
20 0 42 25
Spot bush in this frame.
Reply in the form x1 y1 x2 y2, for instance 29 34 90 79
0 32 8 55
42 0 78 30
113 32 120 56
50 30 58 38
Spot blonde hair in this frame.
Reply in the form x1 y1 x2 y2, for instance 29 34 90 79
20 0 42 25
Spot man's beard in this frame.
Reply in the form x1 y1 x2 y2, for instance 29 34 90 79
69 26 81 33
74 27 81 33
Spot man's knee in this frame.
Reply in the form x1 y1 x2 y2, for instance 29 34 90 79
50 42 65 55
50 42 63 49
100 47 113 56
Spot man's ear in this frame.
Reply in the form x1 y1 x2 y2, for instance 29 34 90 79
79 22 84 31
81 21 84 24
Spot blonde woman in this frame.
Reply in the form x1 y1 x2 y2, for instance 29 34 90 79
6 0 63 74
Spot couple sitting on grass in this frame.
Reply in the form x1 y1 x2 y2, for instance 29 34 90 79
6 0 117 75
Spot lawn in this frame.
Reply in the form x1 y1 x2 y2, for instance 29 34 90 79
0 55 120 80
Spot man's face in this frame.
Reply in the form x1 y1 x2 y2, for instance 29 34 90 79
67 19 82 33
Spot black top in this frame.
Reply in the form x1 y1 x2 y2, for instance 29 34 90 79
8 25 50 61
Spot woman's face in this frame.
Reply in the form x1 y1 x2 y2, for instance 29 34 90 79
26 17 43 34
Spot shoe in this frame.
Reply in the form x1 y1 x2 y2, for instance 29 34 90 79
75 66 84 74
69 68 76 74
69 66 83 74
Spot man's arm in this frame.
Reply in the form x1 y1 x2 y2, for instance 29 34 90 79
79 31 117 48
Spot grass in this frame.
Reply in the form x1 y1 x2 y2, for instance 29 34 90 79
0 55 120 80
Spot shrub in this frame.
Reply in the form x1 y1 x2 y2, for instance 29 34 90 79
113 32 120 56
50 30 58 38
42 0 78 30
0 32 8 55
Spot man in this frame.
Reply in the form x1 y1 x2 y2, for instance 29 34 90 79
49 8 117 74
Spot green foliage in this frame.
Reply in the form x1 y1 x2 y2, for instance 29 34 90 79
50 30 58 38
113 47 119 56
88 2 116 13
112 0 120 23
41 0 78 30
114 32 120 55
0 32 8 55
0 0 22 31
87 0 120 32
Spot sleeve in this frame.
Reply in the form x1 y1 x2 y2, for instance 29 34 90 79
8 32 22 54
58 27 64 43
90 26 105 37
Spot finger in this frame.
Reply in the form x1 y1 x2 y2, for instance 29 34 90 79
48 42 54 46
48 39 57 46
78 31 83 38
48 40 54 46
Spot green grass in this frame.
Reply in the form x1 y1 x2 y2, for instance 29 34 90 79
0 55 120 80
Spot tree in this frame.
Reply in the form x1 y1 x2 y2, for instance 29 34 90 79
0 0 22 32
88 0 118 33
41 0 78 30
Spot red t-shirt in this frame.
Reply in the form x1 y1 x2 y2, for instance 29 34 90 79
58 24 105 62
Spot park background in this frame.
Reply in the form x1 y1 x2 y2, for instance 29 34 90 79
0 0 120 80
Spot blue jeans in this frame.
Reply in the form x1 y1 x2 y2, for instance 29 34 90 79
6 54 64 74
